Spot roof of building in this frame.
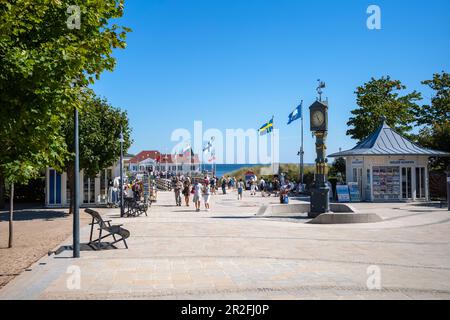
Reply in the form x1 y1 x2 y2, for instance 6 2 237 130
129 150 161 164
129 150 200 164
329 120 450 158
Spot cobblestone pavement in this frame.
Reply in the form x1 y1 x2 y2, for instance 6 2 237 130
1 190 449 300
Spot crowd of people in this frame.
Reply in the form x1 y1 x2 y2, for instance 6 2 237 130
169 174 304 211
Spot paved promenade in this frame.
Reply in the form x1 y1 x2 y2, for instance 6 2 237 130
1 190 449 300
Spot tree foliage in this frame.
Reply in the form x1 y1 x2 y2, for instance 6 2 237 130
0 0 130 185
414 72 450 171
62 94 133 177
346 76 422 142
414 71 450 126
329 157 346 180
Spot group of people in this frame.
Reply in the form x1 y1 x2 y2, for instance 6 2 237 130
107 177 146 207
169 173 305 211
172 176 212 212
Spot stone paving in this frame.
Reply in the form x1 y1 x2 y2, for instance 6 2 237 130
0 190 449 300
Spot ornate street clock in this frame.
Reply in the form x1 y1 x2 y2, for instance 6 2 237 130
309 100 328 132
308 80 330 217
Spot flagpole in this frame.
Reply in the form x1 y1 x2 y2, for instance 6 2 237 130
272 116 275 175
300 101 304 185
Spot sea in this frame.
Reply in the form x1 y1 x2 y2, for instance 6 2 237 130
207 164 260 178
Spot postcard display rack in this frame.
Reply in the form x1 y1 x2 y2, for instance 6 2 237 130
372 166 401 200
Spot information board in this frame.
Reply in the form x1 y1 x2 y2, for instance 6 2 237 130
348 182 361 202
336 185 350 203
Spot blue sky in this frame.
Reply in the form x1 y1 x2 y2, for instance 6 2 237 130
92 0 450 163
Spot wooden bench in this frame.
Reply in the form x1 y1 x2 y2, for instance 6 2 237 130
85 209 130 250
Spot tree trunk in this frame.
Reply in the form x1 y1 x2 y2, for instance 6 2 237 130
0 175 4 210
8 183 14 248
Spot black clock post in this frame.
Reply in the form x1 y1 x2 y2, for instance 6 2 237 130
308 81 330 218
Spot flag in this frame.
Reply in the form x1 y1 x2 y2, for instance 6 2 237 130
259 117 274 136
182 143 192 157
203 137 214 154
208 155 216 163
288 102 302 125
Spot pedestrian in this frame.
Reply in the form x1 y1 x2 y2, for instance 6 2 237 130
237 179 244 200
202 182 211 211
210 176 217 195
221 177 227 195
193 180 202 212
259 178 266 197
250 178 257 196
174 177 182 206
182 178 191 207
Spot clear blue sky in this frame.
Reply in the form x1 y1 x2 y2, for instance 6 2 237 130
92 0 450 163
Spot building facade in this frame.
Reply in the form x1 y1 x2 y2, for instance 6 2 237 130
128 150 201 175
45 150 201 208
45 154 134 208
329 121 449 202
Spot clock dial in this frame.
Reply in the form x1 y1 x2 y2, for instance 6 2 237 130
312 111 325 127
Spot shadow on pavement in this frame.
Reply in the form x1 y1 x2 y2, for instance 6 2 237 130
49 243 119 257
0 210 68 222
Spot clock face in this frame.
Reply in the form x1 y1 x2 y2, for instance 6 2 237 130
312 110 325 127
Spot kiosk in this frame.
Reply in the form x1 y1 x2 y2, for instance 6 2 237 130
329 120 449 202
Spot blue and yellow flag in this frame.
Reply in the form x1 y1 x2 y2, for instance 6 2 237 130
259 117 274 136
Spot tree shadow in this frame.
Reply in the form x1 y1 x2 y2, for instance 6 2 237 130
0 210 68 222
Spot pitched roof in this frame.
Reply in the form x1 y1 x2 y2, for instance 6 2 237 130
329 121 450 158
129 150 161 164
129 151 201 164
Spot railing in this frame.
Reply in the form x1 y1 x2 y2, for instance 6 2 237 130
155 178 172 191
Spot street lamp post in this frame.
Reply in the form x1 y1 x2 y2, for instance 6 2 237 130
73 107 80 258
119 127 124 217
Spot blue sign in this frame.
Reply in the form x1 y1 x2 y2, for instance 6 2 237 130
348 182 361 202
336 185 350 203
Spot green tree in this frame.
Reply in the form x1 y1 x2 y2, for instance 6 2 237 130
414 72 449 126
347 76 422 141
413 72 450 171
329 157 346 180
0 0 130 247
62 94 133 212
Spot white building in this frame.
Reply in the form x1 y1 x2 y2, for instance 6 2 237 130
329 120 449 202
45 154 134 208
128 150 201 175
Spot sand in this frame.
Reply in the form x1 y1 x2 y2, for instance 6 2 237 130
0 207 90 288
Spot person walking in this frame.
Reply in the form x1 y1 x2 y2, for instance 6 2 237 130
237 179 244 200
174 177 183 206
202 182 211 211
193 180 202 212
210 176 216 195
250 178 257 196
221 177 227 195
259 178 266 197
182 178 191 207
